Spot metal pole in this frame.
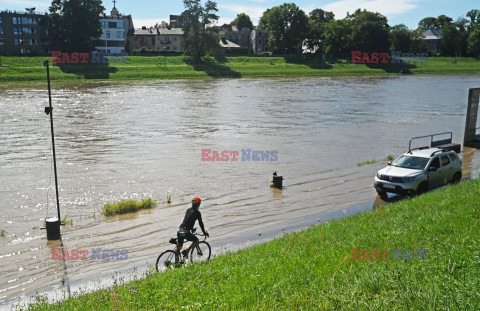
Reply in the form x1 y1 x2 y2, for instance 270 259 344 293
44 60 61 221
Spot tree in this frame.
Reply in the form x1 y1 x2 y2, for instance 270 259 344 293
322 19 352 57
467 29 480 56
436 15 453 28
348 9 390 53
259 3 309 54
305 8 335 54
441 24 462 56
180 0 220 62
467 9 480 27
455 17 469 32
418 15 452 30
410 28 429 53
49 0 105 52
155 21 171 29
390 28 411 51
391 24 408 30
418 17 437 30
232 13 253 30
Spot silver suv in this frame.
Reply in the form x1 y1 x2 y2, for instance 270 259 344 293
374 147 462 198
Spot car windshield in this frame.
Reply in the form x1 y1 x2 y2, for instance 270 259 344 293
392 155 430 170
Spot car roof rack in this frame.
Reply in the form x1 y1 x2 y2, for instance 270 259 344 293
430 149 445 157
408 146 430 154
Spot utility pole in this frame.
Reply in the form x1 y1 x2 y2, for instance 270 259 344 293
44 60 61 222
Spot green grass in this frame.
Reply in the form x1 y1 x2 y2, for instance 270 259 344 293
0 56 479 84
102 198 157 216
0 229 5 237
357 155 395 166
21 178 480 310
357 159 377 166
61 216 73 225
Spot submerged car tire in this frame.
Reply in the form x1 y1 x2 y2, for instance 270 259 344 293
451 172 462 184
377 190 388 200
416 182 428 195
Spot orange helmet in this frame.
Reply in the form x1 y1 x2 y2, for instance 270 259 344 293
192 197 201 204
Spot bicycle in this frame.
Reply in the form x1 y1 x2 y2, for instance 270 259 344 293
155 228 211 272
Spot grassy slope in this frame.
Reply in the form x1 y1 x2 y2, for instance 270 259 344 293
1 56 479 84
23 178 480 310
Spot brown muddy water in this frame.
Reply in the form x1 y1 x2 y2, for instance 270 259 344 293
1 75 480 308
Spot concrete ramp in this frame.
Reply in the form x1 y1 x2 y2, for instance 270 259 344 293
464 88 480 148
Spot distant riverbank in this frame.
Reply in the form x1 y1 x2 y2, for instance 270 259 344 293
1 56 479 83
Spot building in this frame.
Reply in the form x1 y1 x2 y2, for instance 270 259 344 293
422 29 441 53
250 29 270 55
96 4 134 54
219 37 241 49
218 24 251 48
169 15 186 29
0 9 51 55
129 27 184 52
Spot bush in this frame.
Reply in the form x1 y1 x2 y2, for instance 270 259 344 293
102 198 157 216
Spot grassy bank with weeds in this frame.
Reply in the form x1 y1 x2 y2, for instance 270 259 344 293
1 56 479 84
23 178 480 310
102 198 157 216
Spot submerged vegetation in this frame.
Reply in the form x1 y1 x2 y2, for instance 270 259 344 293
357 159 377 166
102 198 157 216
23 178 480 310
357 155 395 166
61 216 73 225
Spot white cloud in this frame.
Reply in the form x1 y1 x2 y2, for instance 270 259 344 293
0 0 49 9
132 18 170 28
322 0 419 19
219 4 268 19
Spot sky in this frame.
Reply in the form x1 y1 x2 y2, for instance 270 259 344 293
0 0 478 29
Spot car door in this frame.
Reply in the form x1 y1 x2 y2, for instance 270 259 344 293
440 154 454 183
427 157 442 188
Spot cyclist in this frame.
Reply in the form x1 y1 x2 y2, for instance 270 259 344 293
177 197 209 258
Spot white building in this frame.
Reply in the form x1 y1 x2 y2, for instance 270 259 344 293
95 3 133 54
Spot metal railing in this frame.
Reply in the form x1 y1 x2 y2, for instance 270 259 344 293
408 132 453 151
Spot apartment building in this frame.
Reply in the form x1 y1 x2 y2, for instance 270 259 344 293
96 5 134 54
0 9 51 55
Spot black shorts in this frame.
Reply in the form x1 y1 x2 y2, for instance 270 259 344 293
177 227 198 246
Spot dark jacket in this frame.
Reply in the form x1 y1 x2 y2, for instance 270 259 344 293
180 208 205 233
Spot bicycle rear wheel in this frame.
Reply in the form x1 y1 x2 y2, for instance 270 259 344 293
156 250 179 272
190 241 211 262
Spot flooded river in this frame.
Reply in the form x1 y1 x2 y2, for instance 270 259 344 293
1 75 480 308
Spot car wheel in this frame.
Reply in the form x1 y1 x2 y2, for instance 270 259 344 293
416 182 428 195
451 172 462 184
376 190 388 200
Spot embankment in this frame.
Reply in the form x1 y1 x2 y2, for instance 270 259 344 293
22 177 480 310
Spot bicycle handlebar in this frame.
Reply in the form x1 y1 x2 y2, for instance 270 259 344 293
192 227 208 240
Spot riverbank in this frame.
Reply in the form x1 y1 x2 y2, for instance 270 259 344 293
21 177 480 310
1 56 479 83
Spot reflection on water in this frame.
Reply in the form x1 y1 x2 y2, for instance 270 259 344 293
1 75 480 307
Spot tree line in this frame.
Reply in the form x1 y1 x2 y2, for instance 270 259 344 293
47 0 480 60
179 1 480 59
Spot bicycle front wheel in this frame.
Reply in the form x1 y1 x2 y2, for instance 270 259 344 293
190 241 211 262
156 250 179 272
